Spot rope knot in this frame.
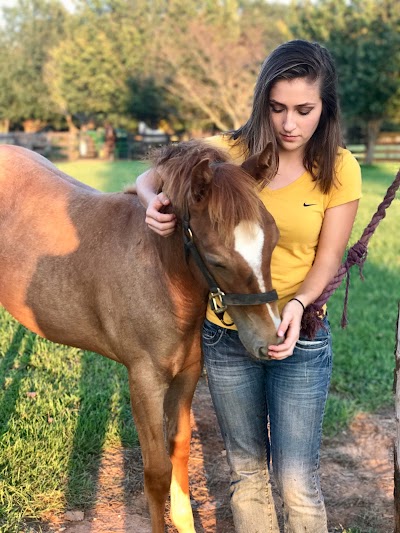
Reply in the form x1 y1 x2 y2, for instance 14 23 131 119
345 241 368 280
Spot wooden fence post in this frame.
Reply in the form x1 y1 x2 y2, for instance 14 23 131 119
395 303 400 531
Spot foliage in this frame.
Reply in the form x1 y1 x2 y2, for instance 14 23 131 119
45 25 129 127
0 0 291 132
126 77 181 129
0 0 68 128
155 0 290 130
292 0 400 162
0 0 399 135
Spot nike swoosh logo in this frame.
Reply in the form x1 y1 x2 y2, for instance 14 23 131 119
303 203 316 207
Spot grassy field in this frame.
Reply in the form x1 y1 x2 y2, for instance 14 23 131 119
325 163 400 433
0 159 399 531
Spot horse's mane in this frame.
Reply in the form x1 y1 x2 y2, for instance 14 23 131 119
150 140 263 244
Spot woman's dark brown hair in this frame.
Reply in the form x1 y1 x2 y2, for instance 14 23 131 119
232 40 343 194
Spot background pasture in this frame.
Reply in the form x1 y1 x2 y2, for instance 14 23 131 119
0 160 398 532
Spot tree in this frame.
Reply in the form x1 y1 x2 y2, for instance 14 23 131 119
45 27 129 129
155 1 289 131
0 0 68 130
126 77 182 129
0 35 18 132
292 0 400 163
45 0 168 129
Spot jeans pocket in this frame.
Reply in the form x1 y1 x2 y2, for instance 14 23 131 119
294 337 331 364
296 338 329 351
202 320 225 347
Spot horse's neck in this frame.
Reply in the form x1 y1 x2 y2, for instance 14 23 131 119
155 229 209 299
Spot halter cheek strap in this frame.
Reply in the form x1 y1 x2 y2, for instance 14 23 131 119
182 215 278 323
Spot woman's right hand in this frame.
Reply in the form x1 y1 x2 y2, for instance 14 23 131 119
145 192 177 237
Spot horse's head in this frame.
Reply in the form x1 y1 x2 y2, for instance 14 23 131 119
175 141 282 360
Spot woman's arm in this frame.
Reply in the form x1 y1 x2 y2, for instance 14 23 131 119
136 169 177 236
268 199 359 359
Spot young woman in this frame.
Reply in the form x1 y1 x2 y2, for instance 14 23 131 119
136 40 361 533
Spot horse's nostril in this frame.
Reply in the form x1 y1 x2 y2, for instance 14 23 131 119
258 347 272 360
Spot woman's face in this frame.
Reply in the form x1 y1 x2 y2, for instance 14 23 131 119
269 77 323 156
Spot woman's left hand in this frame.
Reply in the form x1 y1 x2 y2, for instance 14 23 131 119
267 299 304 360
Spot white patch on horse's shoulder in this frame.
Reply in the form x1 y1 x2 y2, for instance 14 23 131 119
234 221 265 291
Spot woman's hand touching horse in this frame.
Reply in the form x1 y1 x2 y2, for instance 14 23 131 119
145 192 176 237
136 169 177 237
268 298 303 359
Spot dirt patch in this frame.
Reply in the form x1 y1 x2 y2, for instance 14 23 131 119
45 376 395 533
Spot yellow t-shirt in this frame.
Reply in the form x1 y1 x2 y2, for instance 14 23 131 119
205 135 362 328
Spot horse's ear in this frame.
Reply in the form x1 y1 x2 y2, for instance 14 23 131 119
190 158 213 204
241 142 274 184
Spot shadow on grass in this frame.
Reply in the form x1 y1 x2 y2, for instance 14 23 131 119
65 353 113 509
0 325 36 438
64 350 139 525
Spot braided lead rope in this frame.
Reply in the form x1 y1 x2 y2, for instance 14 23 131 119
302 167 400 338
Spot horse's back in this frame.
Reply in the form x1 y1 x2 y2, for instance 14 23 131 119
0 145 193 364
0 144 97 192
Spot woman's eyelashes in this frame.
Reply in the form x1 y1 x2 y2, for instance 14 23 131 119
269 104 313 116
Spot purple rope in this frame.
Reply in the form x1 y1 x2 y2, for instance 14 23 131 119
302 167 400 338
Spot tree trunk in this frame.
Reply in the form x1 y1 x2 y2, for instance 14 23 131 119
394 303 400 531
65 113 78 134
0 119 10 133
365 118 382 165
22 119 46 132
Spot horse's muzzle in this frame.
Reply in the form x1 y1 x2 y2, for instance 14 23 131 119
256 336 285 360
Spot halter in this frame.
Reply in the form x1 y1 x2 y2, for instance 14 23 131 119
182 215 278 323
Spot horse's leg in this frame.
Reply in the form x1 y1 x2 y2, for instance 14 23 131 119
127 368 171 533
164 357 202 533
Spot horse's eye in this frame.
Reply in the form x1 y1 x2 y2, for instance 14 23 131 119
205 255 227 270
209 260 227 270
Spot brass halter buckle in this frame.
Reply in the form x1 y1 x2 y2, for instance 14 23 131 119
209 289 227 315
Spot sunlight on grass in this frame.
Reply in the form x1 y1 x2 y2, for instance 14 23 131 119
56 159 149 192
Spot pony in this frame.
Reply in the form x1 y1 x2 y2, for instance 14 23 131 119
0 139 281 532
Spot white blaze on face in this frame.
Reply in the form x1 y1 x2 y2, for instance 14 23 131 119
234 221 281 331
234 221 266 291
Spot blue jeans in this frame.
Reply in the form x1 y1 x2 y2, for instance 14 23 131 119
202 317 332 533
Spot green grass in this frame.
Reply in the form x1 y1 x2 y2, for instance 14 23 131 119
325 162 400 434
56 159 149 192
0 160 146 532
0 159 399 531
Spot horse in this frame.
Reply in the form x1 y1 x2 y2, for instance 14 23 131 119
0 139 281 533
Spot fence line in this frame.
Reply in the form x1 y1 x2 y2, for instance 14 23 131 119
1 130 399 163
349 132 400 163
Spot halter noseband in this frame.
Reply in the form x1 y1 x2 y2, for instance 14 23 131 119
182 215 278 323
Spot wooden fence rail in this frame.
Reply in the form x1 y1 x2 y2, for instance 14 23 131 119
1 131 399 163
348 133 400 164
0 131 170 161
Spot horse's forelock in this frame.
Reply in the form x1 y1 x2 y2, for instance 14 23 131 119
153 140 230 209
207 164 262 246
153 140 262 245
